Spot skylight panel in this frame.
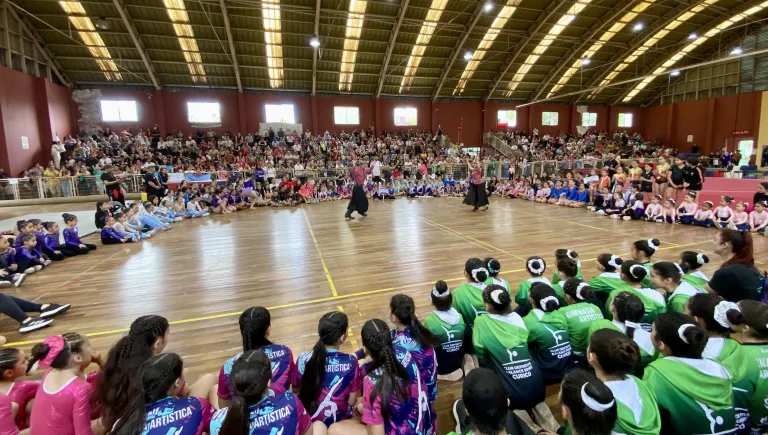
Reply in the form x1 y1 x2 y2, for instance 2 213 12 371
621 1 768 102
548 0 657 97
261 0 284 88
162 0 207 83
453 0 522 95
506 0 592 97
589 0 720 99
399 0 448 93
58 1 121 81
340 0 367 91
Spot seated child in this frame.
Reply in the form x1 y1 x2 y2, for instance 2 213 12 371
693 200 715 227
750 200 768 234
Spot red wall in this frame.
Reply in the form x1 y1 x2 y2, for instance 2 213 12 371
0 66 46 176
46 81 74 145
433 101 482 146
639 92 761 155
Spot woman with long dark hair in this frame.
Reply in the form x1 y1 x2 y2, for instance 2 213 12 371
463 156 488 212
707 229 762 302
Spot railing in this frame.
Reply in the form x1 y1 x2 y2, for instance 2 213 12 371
484 132 515 157
4 160 762 202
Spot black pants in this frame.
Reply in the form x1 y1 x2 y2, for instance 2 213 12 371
108 188 126 206
70 244 97 254
0 293 43 323
16 256 42 272
101 238 123 245
347 184 369 214
43 246 77 261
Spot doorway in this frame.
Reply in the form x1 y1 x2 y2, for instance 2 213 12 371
736 139 754 166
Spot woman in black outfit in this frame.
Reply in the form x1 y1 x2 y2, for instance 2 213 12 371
100 165 125 206
666 157 686 203
683 157 704 192
707 229 762 302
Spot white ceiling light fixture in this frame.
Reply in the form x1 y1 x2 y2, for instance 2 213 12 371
484 1 494 12
730 46 742 55
309 35 320 48
689 33 698 39
581 57 591 66
464 51 474 60
670 70 680 76
633 22 644 31
94 17 109 30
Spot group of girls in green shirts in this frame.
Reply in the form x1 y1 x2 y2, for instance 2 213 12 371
428 248 768 435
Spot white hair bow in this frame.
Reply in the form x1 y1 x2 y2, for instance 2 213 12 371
431 286 450 299
490 289 505 305
539 296 559 311
581 383 614 412
713 301 740 329
527 259 546 275
696 253 706 265
678 324 695 344
647 239 659 251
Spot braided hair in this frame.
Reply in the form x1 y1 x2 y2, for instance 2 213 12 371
29 332 86 370
218 350 273 435
239 307 272 352
299 311 348 414
97 315 169 430
361 319 410 421
112 353 183 435
390 294 436 349
0 348 21 380
610 292 644 339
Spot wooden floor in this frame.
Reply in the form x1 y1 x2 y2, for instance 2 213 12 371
2 197 767 434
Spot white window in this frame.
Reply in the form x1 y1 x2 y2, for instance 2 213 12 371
100 100 137 122
581 112 597 127
334 106 360 125
497 110 516 128
265 104 296 123
187 102 221 123
542 111 558 126
618 113 633 127
394 107 417 126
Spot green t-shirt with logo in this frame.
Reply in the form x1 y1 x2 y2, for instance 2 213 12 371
738 342 768 434
703 337 750 430
424 309 467 375
473 312 545 410
451 282 487 329
643 356 735 435
559 302 604 356
523 309 572 382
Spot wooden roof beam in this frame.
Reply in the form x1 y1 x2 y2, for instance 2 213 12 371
311 0 320 96
111 0 160 89
218 0 242 92
376 0 410 98
431 1 485 102
7 4 69 85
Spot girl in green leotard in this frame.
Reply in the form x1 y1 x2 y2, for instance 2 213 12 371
734 300 768 435
679 251 710 291
560 370 618 435
483 257 511 294
553 248 582 284
687 293 749 429
649 262 704 314
587 329 661 435
515 257 551 317
604 260 666 329
552 257 578 307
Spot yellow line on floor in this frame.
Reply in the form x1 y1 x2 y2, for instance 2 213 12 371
1 239 710 347
414 215 526 261
301 206 338 297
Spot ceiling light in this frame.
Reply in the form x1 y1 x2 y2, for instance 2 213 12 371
464 51 474 60
94 17 109 30
581 57 591 66
309 35 320 48
688 33 697 40
633 23 643 31
730 47 742 55
670 70 680 76
484 1 493 12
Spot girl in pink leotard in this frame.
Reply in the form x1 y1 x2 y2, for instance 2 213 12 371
0 347 38 432
28 333 103 435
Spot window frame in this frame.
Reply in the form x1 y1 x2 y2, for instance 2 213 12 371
264 104 296 124
333 106 360 125
393 107 418 126
542 111 559 126
496 110 517 128
618 113 633 128
581 112 597 127
186 102 221 124
100 100 138 122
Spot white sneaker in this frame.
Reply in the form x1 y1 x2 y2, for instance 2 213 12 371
33 265 43 272
622 216 631 221
0 281 10 288
12 274 25 287
43 259 52 267
174 217 183 222
19 318 53 333
596 210 606 216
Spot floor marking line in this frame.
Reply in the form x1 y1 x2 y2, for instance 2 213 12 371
413 215 492 252
2 238 710 348
414 215 526 261
301 206 338 297
32 248 126 303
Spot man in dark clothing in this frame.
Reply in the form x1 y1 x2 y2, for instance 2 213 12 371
143 163 162 199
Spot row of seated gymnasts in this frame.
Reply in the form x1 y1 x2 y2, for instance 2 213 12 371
1 240 767 435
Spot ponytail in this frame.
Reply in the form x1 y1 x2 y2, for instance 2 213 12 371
239 307 272 352
653 312 708 358
219 350 272 435
464 258 488 283
299 311 349 414
361 319 410 421
112 353 183 435
611 292 644 339
530 283 560 313
688 293 745 334
390 295 436 349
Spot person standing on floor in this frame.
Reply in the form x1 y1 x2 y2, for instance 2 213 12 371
100 165 126 206
345 160 371 220
463 156 489 212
